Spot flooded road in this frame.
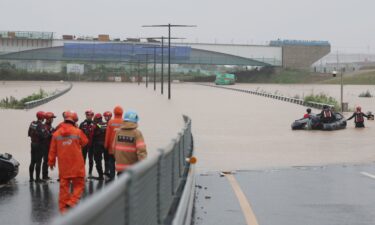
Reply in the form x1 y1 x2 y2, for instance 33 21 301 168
1 81 375 224
233 83 375 112
0 81 68 99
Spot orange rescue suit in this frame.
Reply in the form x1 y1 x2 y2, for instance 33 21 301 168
48 122 88 213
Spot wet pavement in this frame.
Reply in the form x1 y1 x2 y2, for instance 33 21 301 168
195 164 375 225
1 82 375 224
0 178 106 225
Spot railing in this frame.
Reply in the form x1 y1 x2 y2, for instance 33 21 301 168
24 83 73 109
199 83 333 110
53 115 195 225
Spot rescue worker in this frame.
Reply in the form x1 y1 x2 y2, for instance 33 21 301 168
347 106 370 128
303 108 312 119
103 111 112 122
48 111 88 214
92 113 107 180
102 111 112 176
112 110 147 175
42 112 56 180
28 111 49 182
319 105 336 123
104 106 124 179
79 109 95 177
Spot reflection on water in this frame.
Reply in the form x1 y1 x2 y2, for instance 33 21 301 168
29 182 56 224
0 179 108 225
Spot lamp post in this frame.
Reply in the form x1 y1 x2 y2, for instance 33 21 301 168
145 53 148 88
137 60 140 85
332 51 344 112
142 24 196 99
142 37 186 94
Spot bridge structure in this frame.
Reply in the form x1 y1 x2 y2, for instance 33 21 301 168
0 31 330 73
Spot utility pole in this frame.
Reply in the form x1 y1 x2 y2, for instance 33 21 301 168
145 53 148 88
142 24 196 99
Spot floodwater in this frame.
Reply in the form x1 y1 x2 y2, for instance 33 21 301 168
233 83 375 112
0 81 68 99
1 81 375 224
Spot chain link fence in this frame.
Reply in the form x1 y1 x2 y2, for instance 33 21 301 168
53 115 194 225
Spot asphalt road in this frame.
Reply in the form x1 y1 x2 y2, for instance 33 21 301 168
194 164 375 225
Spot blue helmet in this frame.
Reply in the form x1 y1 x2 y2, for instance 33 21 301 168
123 110 139 123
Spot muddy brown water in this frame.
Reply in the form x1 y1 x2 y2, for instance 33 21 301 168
1 81 375 224
1 81 375 176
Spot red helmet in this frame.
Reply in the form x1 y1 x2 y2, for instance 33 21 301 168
103 111 112 118
85 109 94 116
356 106 362 112
64 111 75 123
36 111 45 120
94 113 102 120
45 112 56 120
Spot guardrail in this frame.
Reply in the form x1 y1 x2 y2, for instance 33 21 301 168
53 115 195 225
199 83 333 110
24 82 73 109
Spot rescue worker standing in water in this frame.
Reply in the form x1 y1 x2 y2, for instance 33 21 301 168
92 113 107 180
79 110 95 177
104 106 124 180
347 106 370 128
112 110 147 174
102 111 112 177
48 111 88 214
42 112 56 180
28 111 49 182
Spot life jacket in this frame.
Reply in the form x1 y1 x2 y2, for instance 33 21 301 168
28 121 47 144
355 113 364 123
93 121 107 144
323 111 332 118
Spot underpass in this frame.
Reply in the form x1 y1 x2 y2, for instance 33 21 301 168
1 82 375 224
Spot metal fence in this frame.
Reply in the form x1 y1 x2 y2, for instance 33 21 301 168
53 115 194 225
199 83 334 110
24 83 73 109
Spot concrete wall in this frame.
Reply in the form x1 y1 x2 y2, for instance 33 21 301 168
0 39 53 55
282 45 330 69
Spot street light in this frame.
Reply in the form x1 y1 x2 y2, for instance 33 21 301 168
332 70 344 112
143 37 185 94
333 51 344 112
142 24 196 99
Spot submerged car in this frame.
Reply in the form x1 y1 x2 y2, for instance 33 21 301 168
291 113 347 131
0 153 19 184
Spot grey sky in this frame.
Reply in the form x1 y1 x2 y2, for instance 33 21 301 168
0 0 374 53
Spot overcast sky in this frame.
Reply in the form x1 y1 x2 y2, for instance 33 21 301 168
0 0 374 53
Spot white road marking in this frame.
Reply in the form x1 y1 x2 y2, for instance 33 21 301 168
360 171 375 179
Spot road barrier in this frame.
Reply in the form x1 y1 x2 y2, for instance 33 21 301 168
24 83 73 109
53 115 195 225
199 83 333 110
